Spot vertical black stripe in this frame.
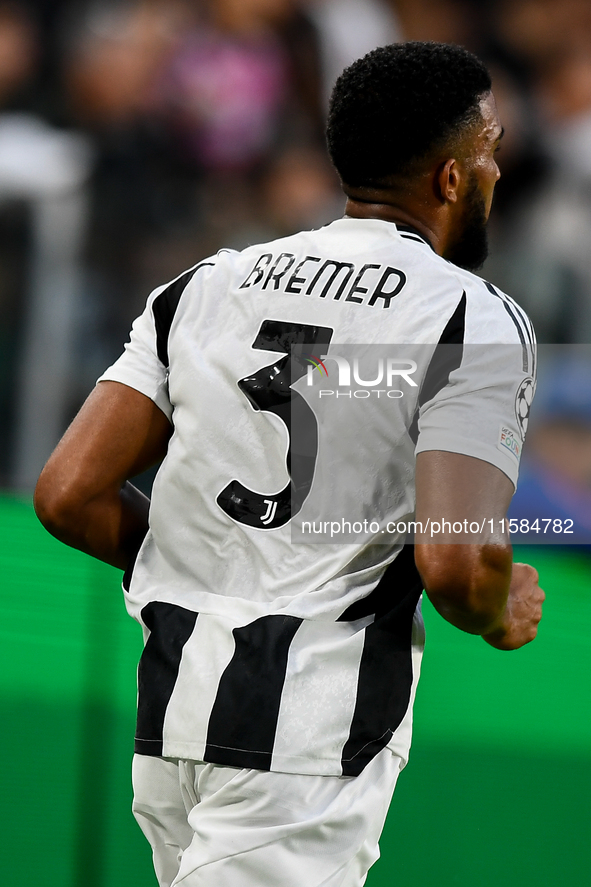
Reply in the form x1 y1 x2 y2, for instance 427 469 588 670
508 295 537 378
341 550 423 776
204 615 302 770
510 300 534 346
485 281 531 373
135 602 198 756
338 544 421 622
501 302 529 373
504 304 527 345
409 291 466 444
490 283 535 347
507 293 537 378
501 300 527 345
152 262 214 367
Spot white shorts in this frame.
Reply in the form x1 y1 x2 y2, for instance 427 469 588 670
132 748 403 887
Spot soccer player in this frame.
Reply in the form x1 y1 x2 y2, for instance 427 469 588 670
35 42 544 887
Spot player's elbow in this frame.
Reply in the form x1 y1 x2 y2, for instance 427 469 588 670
34 461 90 538
415 543 513 634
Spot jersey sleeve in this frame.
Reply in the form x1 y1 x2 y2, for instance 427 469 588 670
415 336 536 488
96 285 173 421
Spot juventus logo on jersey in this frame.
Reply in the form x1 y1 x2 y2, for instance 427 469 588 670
260 499 278 525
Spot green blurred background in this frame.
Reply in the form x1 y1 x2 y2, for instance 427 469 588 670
1 494 589 887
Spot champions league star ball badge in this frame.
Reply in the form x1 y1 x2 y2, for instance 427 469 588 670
515 377 535 438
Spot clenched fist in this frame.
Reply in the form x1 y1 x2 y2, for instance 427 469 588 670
482 563 545 651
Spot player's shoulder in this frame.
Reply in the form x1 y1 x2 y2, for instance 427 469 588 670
446 264 536 346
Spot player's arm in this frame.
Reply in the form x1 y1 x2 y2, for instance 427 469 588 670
34 380 172 571
414 450 544 650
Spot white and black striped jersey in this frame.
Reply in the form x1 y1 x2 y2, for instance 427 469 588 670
99 217 536 777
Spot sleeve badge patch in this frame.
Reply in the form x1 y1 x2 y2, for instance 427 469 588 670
515 377 535 439
498 425 521 460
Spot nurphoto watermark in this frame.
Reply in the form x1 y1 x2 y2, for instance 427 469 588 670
285 343 590 544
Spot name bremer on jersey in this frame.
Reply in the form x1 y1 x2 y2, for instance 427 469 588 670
240 252 407 309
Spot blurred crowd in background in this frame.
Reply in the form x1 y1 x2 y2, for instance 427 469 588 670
0 0 589 537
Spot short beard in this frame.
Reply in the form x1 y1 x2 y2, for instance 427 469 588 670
445 174 489 271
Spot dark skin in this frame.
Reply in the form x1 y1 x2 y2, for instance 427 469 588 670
34 380 171 572
34 90 543 651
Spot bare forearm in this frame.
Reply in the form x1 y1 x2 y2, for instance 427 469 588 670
34 382 172 571
415 545 543 650
414 453 543 650
34 480 150 571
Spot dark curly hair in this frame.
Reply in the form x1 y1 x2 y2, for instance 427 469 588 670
326 42 492 188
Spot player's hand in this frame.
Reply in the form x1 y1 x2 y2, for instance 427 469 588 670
481 563 544 651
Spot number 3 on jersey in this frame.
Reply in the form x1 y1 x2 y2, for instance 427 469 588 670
216 319 333 529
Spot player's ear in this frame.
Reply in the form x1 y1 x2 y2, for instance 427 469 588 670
436 158 460 204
